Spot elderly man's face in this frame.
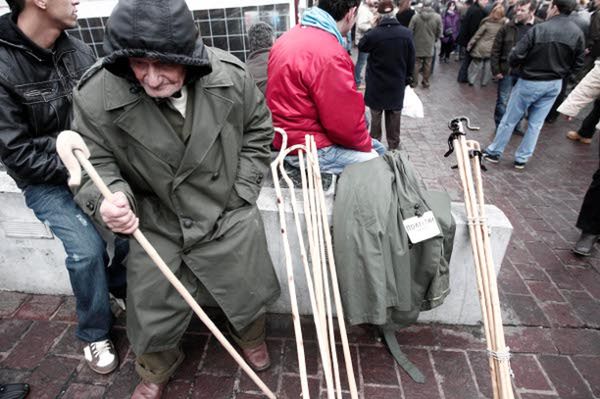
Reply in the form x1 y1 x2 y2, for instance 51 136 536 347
129 58 186 98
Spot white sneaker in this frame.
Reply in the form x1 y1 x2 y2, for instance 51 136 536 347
83 339 118 374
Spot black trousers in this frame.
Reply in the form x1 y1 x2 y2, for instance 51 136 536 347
370 109 401 150
577 98 600 139
576 141 600 235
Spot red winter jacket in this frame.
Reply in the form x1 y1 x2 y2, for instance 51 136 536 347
266 25 372 153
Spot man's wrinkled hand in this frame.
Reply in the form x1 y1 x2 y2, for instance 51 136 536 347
100 191 139 234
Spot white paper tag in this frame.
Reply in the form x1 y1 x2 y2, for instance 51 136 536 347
403 211 441 244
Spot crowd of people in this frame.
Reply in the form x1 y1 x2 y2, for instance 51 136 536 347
0 0 598 397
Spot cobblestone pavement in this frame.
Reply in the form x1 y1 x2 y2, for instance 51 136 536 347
1 61 599 399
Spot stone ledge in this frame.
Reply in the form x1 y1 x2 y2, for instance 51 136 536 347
0 172 512 325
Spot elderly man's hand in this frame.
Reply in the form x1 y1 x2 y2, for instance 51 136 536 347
100 191 139 234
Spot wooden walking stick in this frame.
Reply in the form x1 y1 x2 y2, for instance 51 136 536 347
307 136 359 399
56 130 276 399
466 140 514 399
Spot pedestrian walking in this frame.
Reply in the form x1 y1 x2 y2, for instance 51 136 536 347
457 0 489 82
441 1 461 62
409 0 443 88
467 5 507 86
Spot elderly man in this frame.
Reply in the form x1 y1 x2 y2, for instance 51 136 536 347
71 0 281 397
267 0 385 175
0 0 127 375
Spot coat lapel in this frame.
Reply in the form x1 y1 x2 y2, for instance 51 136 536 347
173 66 234 187
104 73 186 170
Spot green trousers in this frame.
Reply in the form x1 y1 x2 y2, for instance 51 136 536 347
135 314 266 383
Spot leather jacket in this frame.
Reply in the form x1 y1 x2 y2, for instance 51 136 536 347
0 13 95 188
509 14 585 81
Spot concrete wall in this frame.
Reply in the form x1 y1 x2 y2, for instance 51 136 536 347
0 171 512 325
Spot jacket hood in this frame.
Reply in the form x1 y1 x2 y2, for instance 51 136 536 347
102 0 212 83
419 6 437 19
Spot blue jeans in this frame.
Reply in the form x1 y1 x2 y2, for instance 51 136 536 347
23 183 128 342
494 74 518 127
286 139 386 175
355 51 369 86
486 78 562 163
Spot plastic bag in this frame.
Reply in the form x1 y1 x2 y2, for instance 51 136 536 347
402 86 424 118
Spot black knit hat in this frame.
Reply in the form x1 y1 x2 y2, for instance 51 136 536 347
102 0 212 83
248 22 274 53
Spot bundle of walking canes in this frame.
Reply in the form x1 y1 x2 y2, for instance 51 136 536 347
444 117 515 399
270 128 359 399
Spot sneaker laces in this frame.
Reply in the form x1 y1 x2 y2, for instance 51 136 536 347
88 340 115 366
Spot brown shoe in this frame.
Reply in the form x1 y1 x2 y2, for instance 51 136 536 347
242 342 271 371
131 380 167 399
566 130 580 141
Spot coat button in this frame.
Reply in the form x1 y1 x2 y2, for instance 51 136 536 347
414 204 420 209
211 172 219 181
256 174 263 184
183 219 193 228
86 200 95 211
415 210 423 217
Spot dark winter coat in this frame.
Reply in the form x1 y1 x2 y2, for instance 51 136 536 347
246 48 270 95
409 6 443 57
457 2 487 47
72 0 280 355
490 18 539 76
358 18 415 110
0 13 95 189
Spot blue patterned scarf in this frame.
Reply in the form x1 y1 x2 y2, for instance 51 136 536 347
300 7 344 46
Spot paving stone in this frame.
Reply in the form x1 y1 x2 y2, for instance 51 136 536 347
512 263 550 282
538 355 595 398
282 338 321 376
1 321 66 369
561 289 600 328
26 355 80 399
0 368 31 383
501 294 550 327
236 393 264 399
430 350 479 399
510 354 551 391
51 325 81 357
329 343 360 391
551 328 600 355
503 327 557 354
540 303 584 328
519 394 559 399
466 351 493 399
399 348 442 399
238 339 283 393
358 345 399 386
0 319 31 352
345 323 381 344
103 360 138 398
14 294 63 320
278 375 320 399
526 281 565 303
51 296 78 323
570 267 600 300
192 374 235 398
164 379 193 399
0 292 29 318
498 261 531 296
172 333 208 381
62 382 105 399
395 323 437 347
434 325 486 351
363 385 402 399
554 249 593 268
571 355 600 397
545 268 583 291
199 335 239 376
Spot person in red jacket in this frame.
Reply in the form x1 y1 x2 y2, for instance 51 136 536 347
267 0 385 175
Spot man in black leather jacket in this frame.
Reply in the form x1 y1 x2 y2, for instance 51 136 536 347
484 0 585 169
0 0 126 375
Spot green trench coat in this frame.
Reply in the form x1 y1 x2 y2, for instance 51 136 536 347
71 48 281 355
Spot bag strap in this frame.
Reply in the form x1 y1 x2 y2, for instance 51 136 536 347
381 325 426 384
